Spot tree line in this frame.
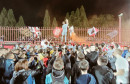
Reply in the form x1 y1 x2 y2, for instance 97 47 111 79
43 5 118 28
0 6 118 28
0 8 25 27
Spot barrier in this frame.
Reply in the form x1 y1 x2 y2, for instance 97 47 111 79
0 27 130 45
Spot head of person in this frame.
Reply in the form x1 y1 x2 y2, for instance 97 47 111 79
12 49 20 54
53 58 64 71
22 50 26 54
38 49 43 54
19 53 26 59
5 52 15 60
109 46 114 50
114 43 119 49
90 45 96 52
79 60 89 74
77 51 85 61
15 59 29 72
113 49 122 57
97 56 108 66
95 43 99 48
65 19 68 24
127 56 130 61
124 46 128 50
62 21 65 25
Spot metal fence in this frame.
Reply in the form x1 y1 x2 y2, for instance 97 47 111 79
0 27 130 45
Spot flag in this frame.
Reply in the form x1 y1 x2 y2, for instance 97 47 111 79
88 27 99 36
53 27 62 38
29 27 41 38
107 30 118 39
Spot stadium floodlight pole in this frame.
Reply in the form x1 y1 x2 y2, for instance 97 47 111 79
118 13 123 44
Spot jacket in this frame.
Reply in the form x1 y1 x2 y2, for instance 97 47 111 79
92 65 115 84
45 69 69 84
86 51 98 68
76 73 97 84
71 61 81 84
10 69 40 84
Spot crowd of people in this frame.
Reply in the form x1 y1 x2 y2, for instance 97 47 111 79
0 40 130 84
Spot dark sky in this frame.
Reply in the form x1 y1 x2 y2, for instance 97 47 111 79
0 0 129 26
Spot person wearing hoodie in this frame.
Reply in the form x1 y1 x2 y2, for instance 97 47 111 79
92 56 115 84
45 57 69 84
10 58 41 84
76 60 97 84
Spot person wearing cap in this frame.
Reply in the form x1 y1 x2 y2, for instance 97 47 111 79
76 60 97 84
45 58 69 84
71 51 85 84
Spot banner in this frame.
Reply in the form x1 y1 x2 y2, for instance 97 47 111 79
29 27 41 38
88 27 99 36
107 30 118 39
53 27 62 38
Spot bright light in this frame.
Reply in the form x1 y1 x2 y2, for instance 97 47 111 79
118 13 123 17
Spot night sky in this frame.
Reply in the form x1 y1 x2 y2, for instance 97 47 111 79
0 0 129 26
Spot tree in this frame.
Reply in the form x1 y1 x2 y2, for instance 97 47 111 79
3 17 9 26
65 12 69 20
1 8 7 18
69 11 75 26
74 8 80 27
79 5 89 27
43 9 51 27
0 8 8 26
7 9 16 26
0 15 3 26
16 16 25 27
89 14 118 27
52 17 58 27
89 15 99 27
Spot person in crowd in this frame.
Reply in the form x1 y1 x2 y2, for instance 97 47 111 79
3 53 15 84
113 49 129 84
76 60 97 84
71 51 85 84
10 59 41 84
126 47 130 59
126 56 130 83
61 19 69 42
122 46 129 58
85 45 98 69
45 57 69 84
107 46 114 57
1 40 130 84
92 56 115 84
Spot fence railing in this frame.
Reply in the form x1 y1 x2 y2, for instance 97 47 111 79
0 27 130 45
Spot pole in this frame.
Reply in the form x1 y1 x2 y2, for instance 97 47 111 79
119 16 121 43
118 13 123 44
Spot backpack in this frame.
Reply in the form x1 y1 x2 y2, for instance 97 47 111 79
0 56 6 73
45 73 69 84
103 68 116 84
4 59 14 78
